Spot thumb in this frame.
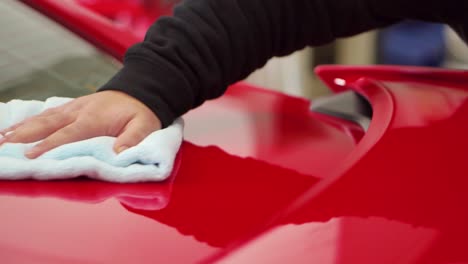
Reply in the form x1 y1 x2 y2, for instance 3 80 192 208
113 118 158 154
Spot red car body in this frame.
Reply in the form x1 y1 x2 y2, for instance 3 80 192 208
1 1 468 263
75 0 177 38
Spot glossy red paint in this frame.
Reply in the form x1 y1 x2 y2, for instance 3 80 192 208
75 0 176 38
216 67 468 264
183 85 362 176
76 0 174 20
2 1 468 263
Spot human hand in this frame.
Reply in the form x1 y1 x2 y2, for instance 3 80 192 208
0 91 161 159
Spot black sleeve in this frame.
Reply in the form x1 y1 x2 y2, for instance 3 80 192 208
99 0 466 127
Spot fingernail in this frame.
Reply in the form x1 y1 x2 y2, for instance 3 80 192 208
25 148 39 159
117 146 129 153
0 131 9 144
0 131 14 145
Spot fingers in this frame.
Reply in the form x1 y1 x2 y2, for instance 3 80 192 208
114 117 159 153
25 121 92 159
0 121 25 135
0 92 163 159
0 107 58 134
0 113 73 145
0 109 71 145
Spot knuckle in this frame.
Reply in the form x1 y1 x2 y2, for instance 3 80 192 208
42 107 58 115
74 118 93 131
38 116 58 127
61 125 81 136
132 129 149 141
76 115 93 125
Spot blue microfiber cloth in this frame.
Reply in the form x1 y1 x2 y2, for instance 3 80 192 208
0 97 183 183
